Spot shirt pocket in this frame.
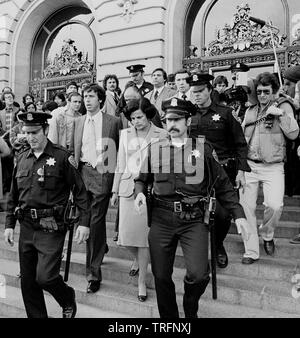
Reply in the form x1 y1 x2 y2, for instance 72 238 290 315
16 169 30 188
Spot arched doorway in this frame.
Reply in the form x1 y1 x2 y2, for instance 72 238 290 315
182 0 300 79
29 6 96 100
10 0 98 101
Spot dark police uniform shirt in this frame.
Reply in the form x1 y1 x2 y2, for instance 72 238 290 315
5 140 89 229
138 81 154 97
190 101 250 172
135 137 245 220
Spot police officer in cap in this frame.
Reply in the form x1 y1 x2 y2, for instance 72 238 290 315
4 111 90 318
126 64 154 96
134 97 249 318
188 73 251 269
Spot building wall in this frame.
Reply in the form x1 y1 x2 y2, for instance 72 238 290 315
0 0 299 101
0 0 173 100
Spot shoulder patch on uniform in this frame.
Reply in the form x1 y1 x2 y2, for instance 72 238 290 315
68 155 78 169
231 109 242 123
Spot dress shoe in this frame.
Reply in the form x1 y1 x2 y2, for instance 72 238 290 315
216 245 228 268
137 295 147 302
241 257 258 265
290 234 300 244
62 287 77 318
87 280 101 293
263 239 275 256
129 260 139 276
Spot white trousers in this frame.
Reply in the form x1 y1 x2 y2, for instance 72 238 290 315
239 161 284 259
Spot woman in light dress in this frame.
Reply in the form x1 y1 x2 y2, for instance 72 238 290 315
111 97 167 301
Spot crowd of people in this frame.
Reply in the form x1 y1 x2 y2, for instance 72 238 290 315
1 62 300 318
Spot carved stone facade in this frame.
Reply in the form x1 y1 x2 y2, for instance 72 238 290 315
43 39 94 79
183 2 300 74
207 4 286 57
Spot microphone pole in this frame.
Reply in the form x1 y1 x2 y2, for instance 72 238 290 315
249 16 283 87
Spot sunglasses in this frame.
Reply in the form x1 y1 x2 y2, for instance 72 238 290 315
256 89 271 95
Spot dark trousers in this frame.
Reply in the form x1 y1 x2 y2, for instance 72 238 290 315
149 206 210 318
18 219 72 318
215 163 238 249
80 165 111 282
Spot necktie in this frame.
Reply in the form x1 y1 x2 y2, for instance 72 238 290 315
113 92 119 105
154 91 159 101
182 94 187 101
5 108 12 130
87 118 97 168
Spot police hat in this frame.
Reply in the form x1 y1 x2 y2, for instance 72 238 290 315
283 65 300 83
187 73 214 86
18 112 52 132
161 97 197 120
126 64 146 73
230 62 249 72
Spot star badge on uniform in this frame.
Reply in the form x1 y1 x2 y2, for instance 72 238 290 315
46 157 56 166
212 114 221 122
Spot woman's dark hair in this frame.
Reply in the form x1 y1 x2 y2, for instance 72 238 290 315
24 102 36 112
124 97 157 121
256 72 280 93
22 93 34 106
52 92 66 103
43 101 58 112
213 75 229 88
35 98 45 105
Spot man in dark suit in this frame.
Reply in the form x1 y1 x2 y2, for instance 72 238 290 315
126 64 153 97
70 84 122 293
145 68 176 121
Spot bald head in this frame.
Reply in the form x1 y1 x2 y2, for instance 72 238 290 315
124 86 141 104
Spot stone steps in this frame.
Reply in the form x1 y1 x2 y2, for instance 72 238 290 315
1 191 300 318
0 285 133 318
1 257 299 318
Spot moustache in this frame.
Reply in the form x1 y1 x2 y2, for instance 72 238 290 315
168 128 180 133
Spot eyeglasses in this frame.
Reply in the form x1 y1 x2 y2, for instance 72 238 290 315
256 89 271 95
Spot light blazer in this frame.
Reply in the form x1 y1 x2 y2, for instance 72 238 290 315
112 123 168 197
70 112 122 194
145 86 176 118
102 91 119 116
0 106 19 132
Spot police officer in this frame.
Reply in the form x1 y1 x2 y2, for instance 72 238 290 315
188 73 251 269
126 64 154 97
3 111 90 318
134 97 249 318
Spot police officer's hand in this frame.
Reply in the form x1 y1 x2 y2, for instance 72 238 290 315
235 218 250 242
4 229 14 247
266 106 284 117
235 170 246 192
134 193 146 214
74 226 90 244
111 192 119 207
